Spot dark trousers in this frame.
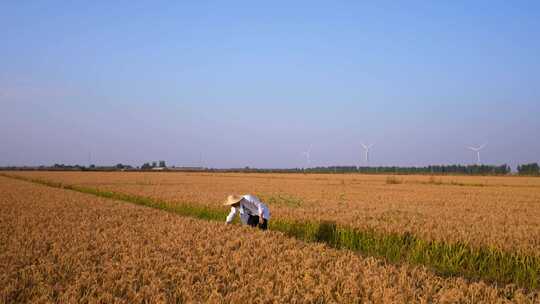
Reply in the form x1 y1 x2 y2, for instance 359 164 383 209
247 215 268 230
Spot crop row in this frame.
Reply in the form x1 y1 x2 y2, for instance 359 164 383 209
2 175 540 303
3 173 539 291
8 171 540 256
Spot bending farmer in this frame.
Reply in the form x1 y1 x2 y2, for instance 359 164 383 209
224 194 270 230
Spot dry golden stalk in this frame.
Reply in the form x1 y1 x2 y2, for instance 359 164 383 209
8 171 540 255
1 176 539 303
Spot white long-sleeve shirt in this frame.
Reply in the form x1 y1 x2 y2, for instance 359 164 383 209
226 194 270 224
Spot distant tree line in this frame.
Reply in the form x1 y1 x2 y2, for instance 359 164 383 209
2 162 540 176
364 164 512 175
202 164 513 175
299 164 511 175
211 164 514 175
0 163 133 171
517 163 540 175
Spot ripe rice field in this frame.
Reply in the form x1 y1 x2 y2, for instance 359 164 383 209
1 175 540 303
6 171 540 254
2 171 540 302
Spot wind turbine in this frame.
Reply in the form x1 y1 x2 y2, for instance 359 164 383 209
361 143 374 164
302 145 312 168
467 144 486 165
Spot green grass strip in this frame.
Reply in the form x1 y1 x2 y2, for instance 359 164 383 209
2 173 539 291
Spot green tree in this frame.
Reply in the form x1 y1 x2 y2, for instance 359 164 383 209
517 163 540 175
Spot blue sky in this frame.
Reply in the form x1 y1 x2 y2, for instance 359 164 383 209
1 1 539 168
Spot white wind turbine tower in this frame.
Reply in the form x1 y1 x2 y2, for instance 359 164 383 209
302 145 312 168
467 144 486 165
361 143 374 164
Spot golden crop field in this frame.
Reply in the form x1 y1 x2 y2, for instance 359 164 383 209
1 175 539 303
8 171 540 255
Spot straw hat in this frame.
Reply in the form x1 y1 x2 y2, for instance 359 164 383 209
224 194 244 206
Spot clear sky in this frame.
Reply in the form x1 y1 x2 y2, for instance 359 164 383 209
1 1 539 169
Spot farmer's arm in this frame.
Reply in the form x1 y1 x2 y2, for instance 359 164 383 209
226 207 237 224
254 200 265 224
